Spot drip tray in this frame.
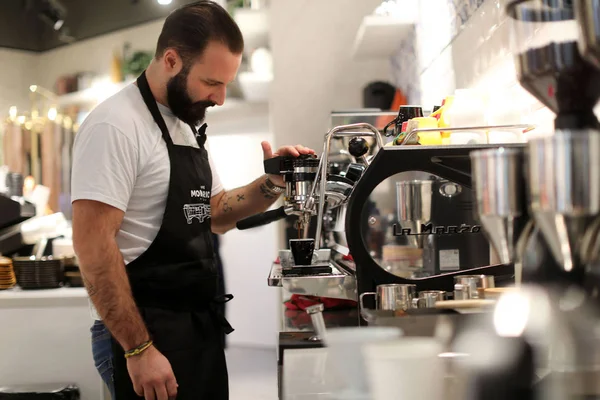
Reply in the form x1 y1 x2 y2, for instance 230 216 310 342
268 262 356 301
281 263 332 276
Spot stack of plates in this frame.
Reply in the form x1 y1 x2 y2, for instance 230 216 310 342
13 256 64 290
0 256 16 290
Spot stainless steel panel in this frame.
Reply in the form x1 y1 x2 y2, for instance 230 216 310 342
267 262 357 301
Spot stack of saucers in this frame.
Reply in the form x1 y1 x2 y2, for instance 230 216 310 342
0 256 16 290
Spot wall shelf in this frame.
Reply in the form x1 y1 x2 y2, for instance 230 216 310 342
352 14 415 59
56 79 134 108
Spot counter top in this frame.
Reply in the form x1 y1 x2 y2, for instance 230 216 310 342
283 347 340 400
0 287 89 308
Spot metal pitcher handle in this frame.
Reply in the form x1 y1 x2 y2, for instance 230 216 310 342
412 297 423 309
359 292 376 314
454 284 468 300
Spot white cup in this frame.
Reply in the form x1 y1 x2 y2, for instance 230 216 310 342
363 338 444 400
323 327 402 397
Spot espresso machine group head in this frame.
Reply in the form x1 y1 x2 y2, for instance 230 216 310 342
235 153 321 238
238 123 383 275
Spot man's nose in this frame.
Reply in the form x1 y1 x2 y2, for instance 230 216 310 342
209 86 226 106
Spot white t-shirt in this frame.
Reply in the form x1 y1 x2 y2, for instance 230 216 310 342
71 83 223 265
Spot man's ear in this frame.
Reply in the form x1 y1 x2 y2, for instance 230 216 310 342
163 49 183 76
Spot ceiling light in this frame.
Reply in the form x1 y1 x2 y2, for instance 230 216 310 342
157 0 172 4
53 19 64 31
38 0 67 29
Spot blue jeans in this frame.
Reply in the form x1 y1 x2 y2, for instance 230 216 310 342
91 320 116 400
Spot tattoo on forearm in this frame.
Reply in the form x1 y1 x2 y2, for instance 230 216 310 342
223 195 233 213
82 273 98 297
259 183 276 199
237 194 245 202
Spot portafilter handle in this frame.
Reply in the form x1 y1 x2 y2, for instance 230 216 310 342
306 303 326 341
236 206 288 230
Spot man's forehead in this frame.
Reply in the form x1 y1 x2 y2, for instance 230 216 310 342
192 42 241 82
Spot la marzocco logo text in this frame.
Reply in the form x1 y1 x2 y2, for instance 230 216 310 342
393 223 481 236
191 189 210 199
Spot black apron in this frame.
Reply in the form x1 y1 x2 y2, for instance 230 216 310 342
111 71 234 400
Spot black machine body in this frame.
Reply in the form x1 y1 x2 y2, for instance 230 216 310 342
345 144 526 323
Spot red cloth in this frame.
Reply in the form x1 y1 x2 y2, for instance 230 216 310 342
284 294 357 311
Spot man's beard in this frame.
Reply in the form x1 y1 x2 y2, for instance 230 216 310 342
166 68 215 127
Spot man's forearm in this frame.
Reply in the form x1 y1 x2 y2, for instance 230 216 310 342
212 174 282 233
79 239 150 350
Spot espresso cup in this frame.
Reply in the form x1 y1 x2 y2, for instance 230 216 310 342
289 238 315 265
412 290 447 308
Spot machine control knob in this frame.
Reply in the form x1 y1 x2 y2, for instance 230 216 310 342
348 137 369 158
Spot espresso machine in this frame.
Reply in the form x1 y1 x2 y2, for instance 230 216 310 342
237 110 532 321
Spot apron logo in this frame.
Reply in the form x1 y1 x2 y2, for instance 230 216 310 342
191 189 211 199
183 204 211 224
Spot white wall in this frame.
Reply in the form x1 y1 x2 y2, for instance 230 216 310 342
269 0 392 152
0 48 38 115
206 105 281 348
35 20 163 90
391 0 556 134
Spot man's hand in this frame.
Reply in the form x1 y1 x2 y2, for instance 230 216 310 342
127 346 178 400
210 141 316 233
261 141 315 187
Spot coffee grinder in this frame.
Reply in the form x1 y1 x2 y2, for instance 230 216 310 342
456 3 600 397
474 0 600 290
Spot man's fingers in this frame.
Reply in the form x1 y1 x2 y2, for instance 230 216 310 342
133 383 144 397
277 146 300 157
261 141 274 160
264 142 316 159
295 144 314 154
143 384 156 400
155 384 169 400
166 377 178 399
